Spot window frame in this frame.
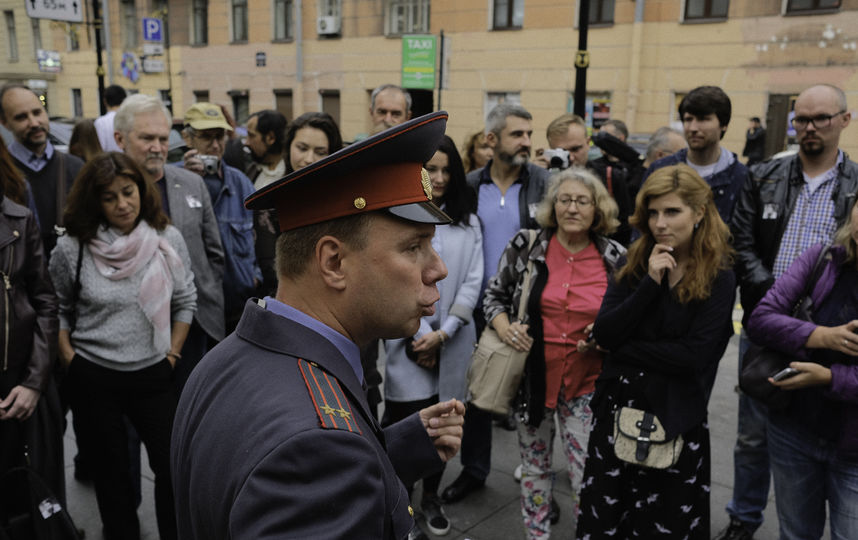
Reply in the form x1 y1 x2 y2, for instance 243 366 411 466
273 0 294 41
231 0 249 43
385 0 430 36
121 0 137 49
492 0 524 31
784 0 840 14
682 0 730 22
191 0 208 45
588 0 615 26
4 11 17 62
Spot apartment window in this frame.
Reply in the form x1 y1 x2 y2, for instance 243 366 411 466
386 0 430 35
194 90 210 103
484 92 521 120
786 0 840 12
274 0 293 40
319 0 341 17
589 0 615 25
229 90 250 125
122 0 137 49
191 0 208 45
274 89 293 120
4 11 18 61
72 89 83 117
31 18 42 57
493 0 524 30
232 0 249 42
68 24 80 51
320 90 340 128
684 0 729 20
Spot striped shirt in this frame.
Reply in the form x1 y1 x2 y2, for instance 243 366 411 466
772 151 843 279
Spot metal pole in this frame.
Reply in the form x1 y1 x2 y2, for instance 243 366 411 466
573 1 590 119
437 30 444 110
162 7 173 115
101 0 113 83
92 0 106 115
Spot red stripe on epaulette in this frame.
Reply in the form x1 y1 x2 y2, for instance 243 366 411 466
297 359 361 434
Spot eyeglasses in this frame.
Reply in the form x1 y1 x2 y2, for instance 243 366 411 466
556 196 593 208
790 111 847 130
193 129 226 143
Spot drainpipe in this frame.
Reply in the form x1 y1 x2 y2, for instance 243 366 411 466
626 0 645 132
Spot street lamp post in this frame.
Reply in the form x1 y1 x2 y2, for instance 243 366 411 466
573 1 590 120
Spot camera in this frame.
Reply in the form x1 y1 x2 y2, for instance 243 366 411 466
542 148 570 170
198 154 219 176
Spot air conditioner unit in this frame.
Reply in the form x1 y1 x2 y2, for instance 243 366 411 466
317 16 341 35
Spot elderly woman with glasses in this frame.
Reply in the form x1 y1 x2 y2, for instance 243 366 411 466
482 167 624 539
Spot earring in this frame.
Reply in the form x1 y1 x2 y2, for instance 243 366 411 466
694 221 701 230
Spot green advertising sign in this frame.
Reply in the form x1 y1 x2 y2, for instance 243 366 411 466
402 35 436 90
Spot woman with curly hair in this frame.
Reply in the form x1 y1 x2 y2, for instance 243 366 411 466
576 164 736 539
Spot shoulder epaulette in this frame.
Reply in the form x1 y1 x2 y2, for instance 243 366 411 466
297 358 362 434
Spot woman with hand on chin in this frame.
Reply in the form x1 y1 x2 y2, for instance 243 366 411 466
49 152 196 540
383 135 482 539
576 164 735 540
746 196 858 539
483 167 624 539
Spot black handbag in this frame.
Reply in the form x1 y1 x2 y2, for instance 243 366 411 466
739 244 831 410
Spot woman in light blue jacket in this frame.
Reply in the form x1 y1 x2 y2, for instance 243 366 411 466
384 135 483 538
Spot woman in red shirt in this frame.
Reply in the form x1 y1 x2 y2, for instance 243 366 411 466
483 167 624 538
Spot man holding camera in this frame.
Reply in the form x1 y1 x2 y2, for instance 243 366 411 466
182 103 261 337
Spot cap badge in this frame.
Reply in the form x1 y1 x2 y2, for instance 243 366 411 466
353 197 367 210
421 168 432 201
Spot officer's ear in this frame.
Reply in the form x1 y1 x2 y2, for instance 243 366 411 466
316 235 347 291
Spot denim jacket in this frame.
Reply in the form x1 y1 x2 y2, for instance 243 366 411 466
206 165 262 315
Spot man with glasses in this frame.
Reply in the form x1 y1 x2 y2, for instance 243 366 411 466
718 84 857 540
182 103 261 337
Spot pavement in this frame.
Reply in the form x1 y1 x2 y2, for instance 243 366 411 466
61 328 827 539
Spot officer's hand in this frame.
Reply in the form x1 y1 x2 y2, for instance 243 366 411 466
419 399 465 462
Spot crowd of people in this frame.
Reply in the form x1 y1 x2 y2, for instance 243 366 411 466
0 78 855 540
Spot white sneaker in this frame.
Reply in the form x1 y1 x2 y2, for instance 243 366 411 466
513 464 522 482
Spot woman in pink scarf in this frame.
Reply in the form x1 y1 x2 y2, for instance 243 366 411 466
49 152 196 540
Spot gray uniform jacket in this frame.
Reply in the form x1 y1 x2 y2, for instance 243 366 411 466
172 300 443 539
163 165 226 341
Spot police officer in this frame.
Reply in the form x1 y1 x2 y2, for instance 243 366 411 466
171 111 466 539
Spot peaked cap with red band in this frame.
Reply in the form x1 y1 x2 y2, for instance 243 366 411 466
244 110 452 232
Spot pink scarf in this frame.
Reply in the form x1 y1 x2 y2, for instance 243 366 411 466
88 221 186 353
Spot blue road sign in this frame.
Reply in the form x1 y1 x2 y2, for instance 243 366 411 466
142 17 163 42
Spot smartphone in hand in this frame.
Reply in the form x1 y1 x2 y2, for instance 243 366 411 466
772 367 800 382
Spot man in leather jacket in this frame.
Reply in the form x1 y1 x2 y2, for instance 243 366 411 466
717 84 856 540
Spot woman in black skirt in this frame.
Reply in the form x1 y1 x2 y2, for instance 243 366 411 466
576 164 735 539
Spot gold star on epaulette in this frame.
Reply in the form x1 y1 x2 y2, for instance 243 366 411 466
337 409 352 420
321 405 337 416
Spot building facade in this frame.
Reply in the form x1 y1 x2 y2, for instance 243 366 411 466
2 0 856 157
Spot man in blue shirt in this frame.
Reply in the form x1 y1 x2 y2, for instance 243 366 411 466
182 103 261 334
442 103 550 507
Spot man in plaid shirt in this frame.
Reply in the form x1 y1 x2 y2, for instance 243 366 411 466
719 84 858 540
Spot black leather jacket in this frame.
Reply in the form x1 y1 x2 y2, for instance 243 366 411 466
0 197 58 391
731 152 858 324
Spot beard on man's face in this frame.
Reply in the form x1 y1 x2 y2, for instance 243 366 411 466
498 149 529 167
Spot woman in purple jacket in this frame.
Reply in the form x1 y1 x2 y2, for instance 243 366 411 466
747 198 858 540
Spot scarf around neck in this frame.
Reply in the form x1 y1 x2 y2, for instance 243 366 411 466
88 221 185 353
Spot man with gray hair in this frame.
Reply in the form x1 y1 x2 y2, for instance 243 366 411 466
114 94 225 389
369 84 412 134
644 126 687 169
441 102 550 506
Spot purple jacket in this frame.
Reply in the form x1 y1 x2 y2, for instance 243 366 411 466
748 243 858 456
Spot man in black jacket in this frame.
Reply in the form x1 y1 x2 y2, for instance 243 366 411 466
718 84 856 540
